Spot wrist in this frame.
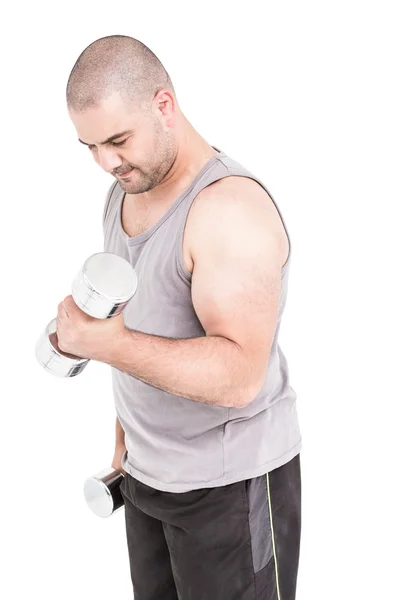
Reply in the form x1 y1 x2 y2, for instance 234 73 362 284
103 326 129 366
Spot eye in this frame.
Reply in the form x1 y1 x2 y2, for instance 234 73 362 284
111 139 128 147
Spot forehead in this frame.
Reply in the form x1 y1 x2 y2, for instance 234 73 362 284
69 92 143 143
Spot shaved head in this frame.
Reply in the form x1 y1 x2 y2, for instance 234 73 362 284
66 35 212 200
66 35 176 114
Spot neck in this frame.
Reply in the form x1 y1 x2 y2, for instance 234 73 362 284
138 119 218 206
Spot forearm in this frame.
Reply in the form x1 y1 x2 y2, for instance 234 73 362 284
105 329 254 408
115 416 126 448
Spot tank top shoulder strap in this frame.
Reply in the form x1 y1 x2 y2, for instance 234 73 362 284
102 180 120 232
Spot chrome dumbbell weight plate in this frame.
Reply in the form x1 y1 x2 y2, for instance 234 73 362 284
35 252 138 377
35 317 90 377
83 467 125 518
71 252 138 319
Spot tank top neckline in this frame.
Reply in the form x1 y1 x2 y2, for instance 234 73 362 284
117 146 226 246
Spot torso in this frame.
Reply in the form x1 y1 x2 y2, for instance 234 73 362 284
121 177 290 273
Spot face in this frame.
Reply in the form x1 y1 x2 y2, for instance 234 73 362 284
69 91 178 195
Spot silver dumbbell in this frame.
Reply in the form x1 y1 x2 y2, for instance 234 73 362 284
83 467 125 518
35 252 138 377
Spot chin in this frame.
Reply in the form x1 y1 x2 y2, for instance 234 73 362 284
119 182 136 193
120 182 147 195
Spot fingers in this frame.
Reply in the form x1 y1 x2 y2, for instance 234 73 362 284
57 300 69 318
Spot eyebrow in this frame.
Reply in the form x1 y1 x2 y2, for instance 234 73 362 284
78 130 133 146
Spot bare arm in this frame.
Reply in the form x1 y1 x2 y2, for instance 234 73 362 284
108 332 251 407
115 416 126 448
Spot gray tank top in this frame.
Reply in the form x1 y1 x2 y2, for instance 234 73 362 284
103 146 302 492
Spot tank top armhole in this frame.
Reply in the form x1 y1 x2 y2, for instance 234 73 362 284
176 218 193 284
174 169 233 285
174 169 293 283
236 173 293 270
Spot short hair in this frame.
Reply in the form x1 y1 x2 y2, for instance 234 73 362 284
66 35 176 113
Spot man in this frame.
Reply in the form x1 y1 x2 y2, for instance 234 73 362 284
56 35 302 599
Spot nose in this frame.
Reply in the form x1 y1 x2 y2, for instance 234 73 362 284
96 147 122 173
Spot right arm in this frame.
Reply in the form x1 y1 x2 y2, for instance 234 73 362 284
115 416 126 448
112 417 126 475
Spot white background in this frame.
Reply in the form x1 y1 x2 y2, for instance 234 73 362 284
1 1 399 598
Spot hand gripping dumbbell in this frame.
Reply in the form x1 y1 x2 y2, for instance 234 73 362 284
35 252 138 377
83 467 125 518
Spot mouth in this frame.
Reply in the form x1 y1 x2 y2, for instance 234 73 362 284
116 168 135 179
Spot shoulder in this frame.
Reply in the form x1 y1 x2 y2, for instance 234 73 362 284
187 176 289 267
194 176 285 231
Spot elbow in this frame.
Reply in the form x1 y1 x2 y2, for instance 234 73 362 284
229 376 264 409
224 350 267 409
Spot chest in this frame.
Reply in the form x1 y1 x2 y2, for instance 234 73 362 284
121 201 156 237
121 196 195 273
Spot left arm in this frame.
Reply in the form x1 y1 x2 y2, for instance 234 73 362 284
107 331 252 408
104 181 283 409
